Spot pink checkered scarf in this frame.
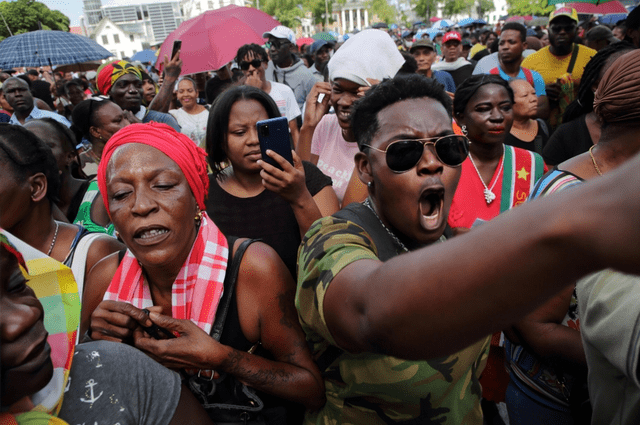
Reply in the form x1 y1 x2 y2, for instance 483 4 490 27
103 213 228 334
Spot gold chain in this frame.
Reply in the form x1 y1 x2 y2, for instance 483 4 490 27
589 145 603 176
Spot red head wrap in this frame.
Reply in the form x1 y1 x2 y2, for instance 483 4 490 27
97 123 209 216
97 60 143 95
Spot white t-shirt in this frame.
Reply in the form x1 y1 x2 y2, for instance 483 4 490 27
310 114 360 203
169 108 209 147
268 81 301 122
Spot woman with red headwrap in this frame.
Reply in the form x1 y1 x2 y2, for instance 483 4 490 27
81 123 325 423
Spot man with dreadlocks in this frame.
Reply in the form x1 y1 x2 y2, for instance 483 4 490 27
541 42 636 165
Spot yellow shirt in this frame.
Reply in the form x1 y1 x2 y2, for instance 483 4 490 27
469 43 486 58
521 44 596 86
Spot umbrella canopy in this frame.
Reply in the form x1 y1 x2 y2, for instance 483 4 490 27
54 60 102 73
416 28 441 39
432 19 455 29
507 15 533 22
372 22 388 29
599 12 627 24
130 49 158 63
429 17 441 22
475 19 488 24
156 5 279 75
296 37 315 47
0 30 112 69
457 17 476 27
564 1 628 13
312 31 337 41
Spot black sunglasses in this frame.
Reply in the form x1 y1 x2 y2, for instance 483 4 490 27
362 135 469 173
266 39 289 50
239 59 263 70
550 24 576 33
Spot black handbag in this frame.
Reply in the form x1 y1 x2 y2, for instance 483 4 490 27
186 238 267 425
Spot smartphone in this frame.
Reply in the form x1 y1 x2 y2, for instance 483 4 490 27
257 116 293 170
171 39 182 59
141 309 176 340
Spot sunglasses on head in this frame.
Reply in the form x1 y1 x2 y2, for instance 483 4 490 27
266 39 289 50
362 135 469 173
239 59 263 70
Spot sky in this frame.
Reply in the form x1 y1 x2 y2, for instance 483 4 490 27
37 0 86 27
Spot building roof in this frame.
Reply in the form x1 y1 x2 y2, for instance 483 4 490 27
102 0 178 7
90 17 142 38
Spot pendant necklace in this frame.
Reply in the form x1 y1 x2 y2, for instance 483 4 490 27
363 198 409 253
468 145 504 204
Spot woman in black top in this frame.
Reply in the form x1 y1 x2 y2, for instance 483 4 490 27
505 79 549 155
205 86 339 277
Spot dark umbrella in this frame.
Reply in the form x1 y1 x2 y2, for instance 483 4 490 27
0 30 112 69
372 22 389 29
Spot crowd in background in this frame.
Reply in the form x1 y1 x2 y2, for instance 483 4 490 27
2 5 640 425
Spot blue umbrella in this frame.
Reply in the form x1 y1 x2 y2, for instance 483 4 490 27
416 28 441 39
599 13 627 25
0 30 112 69
457 17 476 27
475 19 487 25
432 19 455 29
130 49 158 63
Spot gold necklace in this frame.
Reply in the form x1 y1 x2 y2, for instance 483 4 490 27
589 145 603 176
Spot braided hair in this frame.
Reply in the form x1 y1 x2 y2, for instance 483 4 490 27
562 41 636 123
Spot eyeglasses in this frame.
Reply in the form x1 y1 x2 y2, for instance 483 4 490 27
550 24 576 33
362 135 469 173
266 39 289 50
239 59 263 70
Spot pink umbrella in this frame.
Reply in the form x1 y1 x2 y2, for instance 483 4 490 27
429 16 441 22
567 1 628 14
297 37 315 47
157 5 280 75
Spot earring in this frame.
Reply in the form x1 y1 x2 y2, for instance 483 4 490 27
367 181 373 190
195 207 203 225
461 125 468 137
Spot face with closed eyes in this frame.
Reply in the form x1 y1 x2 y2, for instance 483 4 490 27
105 144 198 272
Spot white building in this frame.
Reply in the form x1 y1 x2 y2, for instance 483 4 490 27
180 0 246 20
99 0 184 46
332 0 370 33
91 17 145 60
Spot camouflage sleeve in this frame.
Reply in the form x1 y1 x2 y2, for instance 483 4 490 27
296 216 379 348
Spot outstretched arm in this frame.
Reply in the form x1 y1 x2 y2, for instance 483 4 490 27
319 153 640 359
148 52 182 113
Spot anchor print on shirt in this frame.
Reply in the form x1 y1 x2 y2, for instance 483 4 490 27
80 379 103 407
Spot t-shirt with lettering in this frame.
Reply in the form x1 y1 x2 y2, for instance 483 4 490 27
311 114 360 203
268 81 301 122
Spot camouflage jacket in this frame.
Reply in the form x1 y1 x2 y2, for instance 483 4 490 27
296 208 490 425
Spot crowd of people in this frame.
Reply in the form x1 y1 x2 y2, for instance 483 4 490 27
2 5 640 425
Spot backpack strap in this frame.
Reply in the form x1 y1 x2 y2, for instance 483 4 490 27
567 44 580 75
210 238 256 341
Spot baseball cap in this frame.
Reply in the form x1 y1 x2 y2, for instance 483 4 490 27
442 31 462 43
309 39 333 55
262 25 296 44
409 38 436 53
587 25 619 43
549 7 579 24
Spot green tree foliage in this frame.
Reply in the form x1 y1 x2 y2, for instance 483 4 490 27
0 0 70 40
261 0 304 28
414 0 438 20
442 0 473 18
367 0 397 24
477 0 495 16
308 0 334 28
506 0 554 17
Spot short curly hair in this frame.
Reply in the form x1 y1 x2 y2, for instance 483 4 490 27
351 74 452 150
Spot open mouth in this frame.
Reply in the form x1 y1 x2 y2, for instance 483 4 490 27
419 187 444 231
134 226 170 245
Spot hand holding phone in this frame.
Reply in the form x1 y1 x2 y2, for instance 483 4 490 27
171 40 182 60
257 117 293 170
141 308 176 339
